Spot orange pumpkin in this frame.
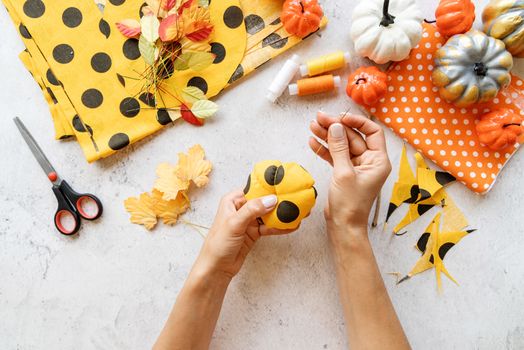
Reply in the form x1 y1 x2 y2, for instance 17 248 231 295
476 109 524 150
346 66 388 107
281 0 323 38
435 0 475 37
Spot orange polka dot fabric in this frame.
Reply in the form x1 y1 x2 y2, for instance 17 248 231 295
367 23 524 194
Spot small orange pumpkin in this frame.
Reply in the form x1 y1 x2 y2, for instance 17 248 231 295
281 0 323 38
476 109 524 150
435 0 475 37
346 66 388 107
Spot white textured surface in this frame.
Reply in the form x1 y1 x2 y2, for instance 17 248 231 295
1 1 524 349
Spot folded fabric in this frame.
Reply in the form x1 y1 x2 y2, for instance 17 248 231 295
4 0 327 162
366 23 524 194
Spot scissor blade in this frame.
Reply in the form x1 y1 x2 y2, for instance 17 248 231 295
13 117 57 177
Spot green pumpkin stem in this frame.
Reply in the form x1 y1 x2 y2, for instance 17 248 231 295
474 62 488 77
380 0 396 27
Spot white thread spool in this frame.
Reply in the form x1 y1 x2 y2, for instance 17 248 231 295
266 54 301 103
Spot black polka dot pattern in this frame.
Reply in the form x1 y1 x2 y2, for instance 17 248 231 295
23 0 45 18
436 172 456 186
262 33 287 49
123 39 140 60
46 69 60 86
109 0 125 5
72 115 93 134
210 42 226 64
139 2 148 18
187 77 208 94
46 87 58 104
386 203 397 221
244 14 265 35
223 6 243 28
270 18 281 25
276 201 300 223
62 7 82 28
53 44 74 64
429 254 435 264
156 109 171 125
91 52 112 73
120 97 140 117
81 89 103 108
108 133 130 150
117 73 126 87
19 24 31 39
313 186 318 198
438 243 455 260
243 174 251 194
139 92 156 107
417 204 434 216
99 19 111 38
417 232 430 252
264 165 284 186
228 64 244 84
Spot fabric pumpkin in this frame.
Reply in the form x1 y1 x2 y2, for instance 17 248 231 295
435 0 475 37
243 160 316 230
281 0 323 38
350 0 423 64
432 30 513 107
482 0 524 58
346 66 388 106
476 108 524 150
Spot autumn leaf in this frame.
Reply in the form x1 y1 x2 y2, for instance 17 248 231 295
116 19 141 38
139 35 156 65
176 144 212 187
124 192 158 230
159 13 183 42
181 86 206 104
185 21 213 42
179 36 210 53
177 0 194 15
152 189 190 225
154 162 190 200
188 51 214 71
181 104 203 126
140 14 160 43
191 99 217 119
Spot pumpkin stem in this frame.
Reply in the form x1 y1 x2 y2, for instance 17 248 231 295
503 123 522 128
356 78 367 84
299 0 304 13
474 62 488 77
380 0 396 27
424 19 436 24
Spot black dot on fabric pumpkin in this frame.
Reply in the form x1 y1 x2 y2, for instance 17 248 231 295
187 76 208 94
156 108 171 125
91 52 112 73
270 17 281 25
46 87 58 104
120 97 140 117
223 6 243 28
108 133 130 150
53 44 74 64
417 204 434 216
72 115 93 134
99 19 111 38
62 7 82 28
244 14 265 35
417 232 430 253
313 186 318 198
81 89 103 108
243 174 251 194
429 254 435 264
123 39 140 60
262 33 287 49
274 166 284 185
438 243 455 260
117 73 125 87
19 24 31 39
210 42 226 64
277 201 300 223
264 165 278 185
23 0 45 18
109 0 125 5
386 203 397 221
46 69 60 86
139 92 156 107
436 171 456 186
228 64 244 84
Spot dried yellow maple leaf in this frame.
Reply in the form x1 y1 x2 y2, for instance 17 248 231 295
152 189 190 225
177 144 212 187
124 192 158 230
154 162 190 200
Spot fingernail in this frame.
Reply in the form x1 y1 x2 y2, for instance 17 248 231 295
330 123 344 138
310 119 317 125
261 195 277 208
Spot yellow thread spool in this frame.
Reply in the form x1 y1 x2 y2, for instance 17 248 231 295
288 74 341 96
300 51 350 77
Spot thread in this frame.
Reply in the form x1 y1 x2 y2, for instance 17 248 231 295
289 75 341 96
300 51 350 77
266 54 301 103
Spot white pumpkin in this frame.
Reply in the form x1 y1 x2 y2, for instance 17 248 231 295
350 0 424 64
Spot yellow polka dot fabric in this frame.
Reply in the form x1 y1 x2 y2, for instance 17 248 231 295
3 0 327 162
367 23 524 194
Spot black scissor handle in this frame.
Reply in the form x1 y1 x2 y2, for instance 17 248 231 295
52 185 81 235
59 180 103 220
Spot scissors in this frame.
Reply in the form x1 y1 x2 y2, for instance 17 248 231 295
14 117 103 235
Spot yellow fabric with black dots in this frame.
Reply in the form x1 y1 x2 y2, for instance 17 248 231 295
243 160 316 230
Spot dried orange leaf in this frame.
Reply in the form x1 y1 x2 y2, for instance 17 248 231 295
116 19 141 38
152 189 190 225
185 21 213 42
177 144 212 187
159 13 183 42
154 162 190 200
124 192 157 230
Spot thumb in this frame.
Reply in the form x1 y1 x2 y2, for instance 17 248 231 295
235 195 277 228
328 123 354 171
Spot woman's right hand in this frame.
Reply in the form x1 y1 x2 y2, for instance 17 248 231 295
309 111 391 237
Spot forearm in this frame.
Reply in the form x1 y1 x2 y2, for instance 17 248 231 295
329 224 410 350
154 262 231 350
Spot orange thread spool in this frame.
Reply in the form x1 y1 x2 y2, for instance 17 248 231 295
289 74 341 96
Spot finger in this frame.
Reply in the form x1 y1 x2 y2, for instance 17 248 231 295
233 194 247 210
259 225 297 236
246 225 261 243
309 137 333 165
346 128 368 157
220 190 245 211
317 111 340 128
235 195 278 228
341 114 387 152
327 123 354 172
310 119 328 141
244 232 257 249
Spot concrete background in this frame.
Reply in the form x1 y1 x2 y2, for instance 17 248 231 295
1 0 523 349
